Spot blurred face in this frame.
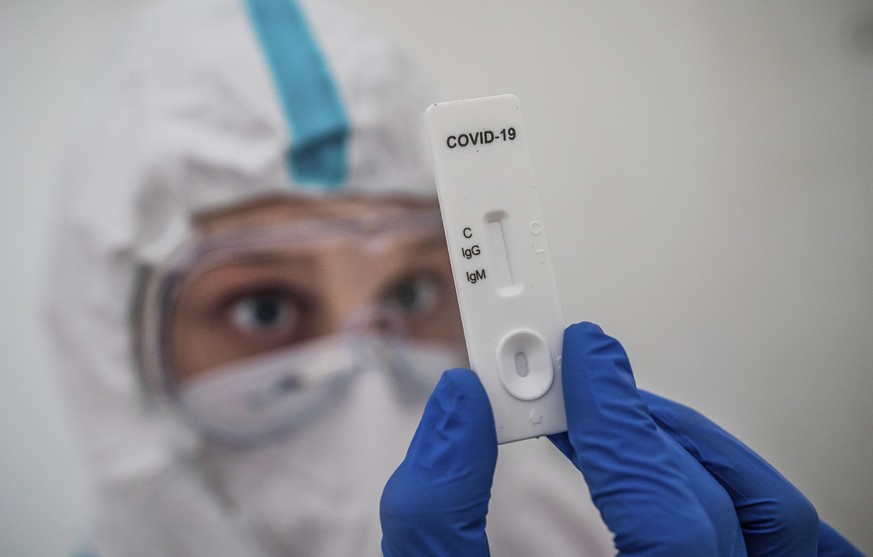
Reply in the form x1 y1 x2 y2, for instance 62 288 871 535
141 196 468 548
167 195 463 385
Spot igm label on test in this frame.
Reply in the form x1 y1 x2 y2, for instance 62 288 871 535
466 269 486 284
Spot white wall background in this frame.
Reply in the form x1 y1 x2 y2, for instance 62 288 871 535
2 1 871 555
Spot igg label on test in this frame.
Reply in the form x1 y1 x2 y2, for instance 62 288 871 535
425 94 567 444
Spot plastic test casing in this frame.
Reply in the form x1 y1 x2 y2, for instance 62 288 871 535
425 94 567 443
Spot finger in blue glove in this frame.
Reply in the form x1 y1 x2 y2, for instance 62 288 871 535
380 368 497 557
641 391 864 557
549 322 744 556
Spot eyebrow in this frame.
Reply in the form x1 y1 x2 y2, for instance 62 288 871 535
406 234 448 252
197 251 317 271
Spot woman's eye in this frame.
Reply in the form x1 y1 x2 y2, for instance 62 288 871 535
229 294 299 336
383 274 440 316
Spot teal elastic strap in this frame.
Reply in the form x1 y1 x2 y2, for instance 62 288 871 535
245 0 348 188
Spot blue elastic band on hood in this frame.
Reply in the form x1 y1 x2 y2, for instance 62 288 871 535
245 0 348 188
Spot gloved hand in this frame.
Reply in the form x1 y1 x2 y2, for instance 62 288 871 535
380 322 864 556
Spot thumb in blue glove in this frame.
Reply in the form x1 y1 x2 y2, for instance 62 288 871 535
550 322 862 556
380 368 497 557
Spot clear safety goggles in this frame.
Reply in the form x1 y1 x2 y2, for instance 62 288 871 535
139 207 465 444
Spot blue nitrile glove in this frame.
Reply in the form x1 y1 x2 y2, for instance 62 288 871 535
380 322 864 557
380 368 496 556
637 392 864 557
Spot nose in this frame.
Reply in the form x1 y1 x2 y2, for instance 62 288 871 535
343 305 405 338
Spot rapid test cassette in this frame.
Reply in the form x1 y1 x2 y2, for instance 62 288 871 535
425 94 567 443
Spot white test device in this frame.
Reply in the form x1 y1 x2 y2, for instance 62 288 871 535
425 94 567 443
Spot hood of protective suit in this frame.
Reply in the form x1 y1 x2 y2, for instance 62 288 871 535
50 0 440 481
48 0 442 553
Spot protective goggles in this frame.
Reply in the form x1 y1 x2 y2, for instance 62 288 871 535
139 207 464 443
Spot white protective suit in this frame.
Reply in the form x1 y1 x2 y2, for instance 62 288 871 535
47 0 615 555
